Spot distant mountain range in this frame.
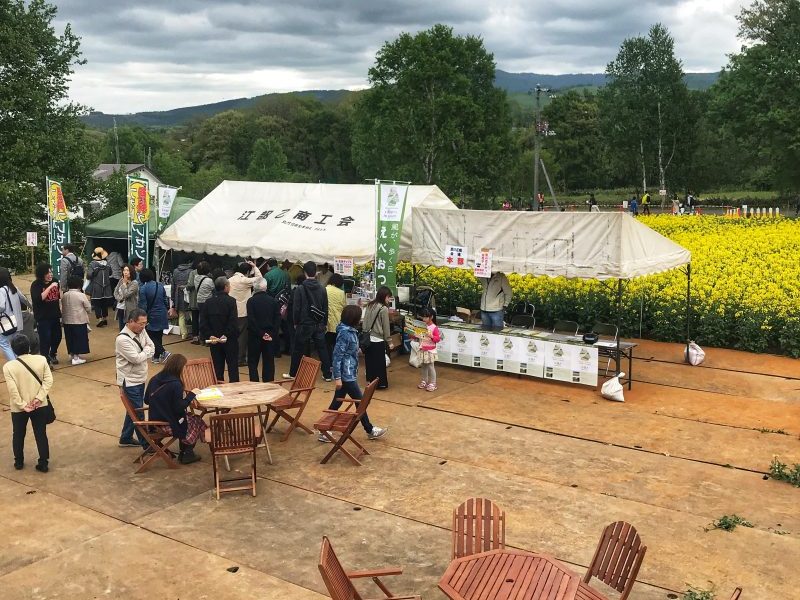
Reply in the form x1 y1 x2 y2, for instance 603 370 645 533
82 70 720 129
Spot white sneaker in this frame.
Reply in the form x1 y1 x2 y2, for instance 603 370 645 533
368 426 387 440
71 356 86 365
317 432 333 443
282 373 292 379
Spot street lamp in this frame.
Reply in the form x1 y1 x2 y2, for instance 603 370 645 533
529 84 554 209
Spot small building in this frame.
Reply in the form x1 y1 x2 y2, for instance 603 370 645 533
89 163 165 218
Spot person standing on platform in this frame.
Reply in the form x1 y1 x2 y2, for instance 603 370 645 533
228 260 262 367
479 272 512 330
29 263 62 365
285 261 331 380
246 279 280 382
199 276 240 382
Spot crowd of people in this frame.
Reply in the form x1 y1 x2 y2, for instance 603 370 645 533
1 251 457 471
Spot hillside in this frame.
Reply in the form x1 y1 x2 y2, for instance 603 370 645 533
82 70 720 129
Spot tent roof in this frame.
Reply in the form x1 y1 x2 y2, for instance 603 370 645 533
411 209 690 280
156 181 458 263
85 196 199 240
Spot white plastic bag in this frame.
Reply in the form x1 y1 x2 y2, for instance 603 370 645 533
601 372 625 402
684 341 705 366
408 341 422 368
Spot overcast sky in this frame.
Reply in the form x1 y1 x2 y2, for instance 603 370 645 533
53 0 749 114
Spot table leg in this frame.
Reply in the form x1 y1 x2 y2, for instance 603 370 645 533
628 348 633 390
257 405 273 465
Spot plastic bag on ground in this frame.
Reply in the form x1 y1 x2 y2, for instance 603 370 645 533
408 341 422 368
684 341 705 366
601 372 625 402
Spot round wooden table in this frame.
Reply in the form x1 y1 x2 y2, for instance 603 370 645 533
439 549 608 600
196 382 290 465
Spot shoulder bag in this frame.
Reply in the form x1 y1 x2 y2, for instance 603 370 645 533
301 285 327 324
16 357 56 423
358 308 382 352
0 288 18 336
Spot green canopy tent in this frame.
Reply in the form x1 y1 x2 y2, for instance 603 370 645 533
84 196 198 266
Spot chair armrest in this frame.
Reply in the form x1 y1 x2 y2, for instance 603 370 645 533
275 378 294 387
287 386 315 394
134 419 170 427
322 409 347 415
347 567 403 579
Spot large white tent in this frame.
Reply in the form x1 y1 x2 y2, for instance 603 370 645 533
411 209 690 279
157 181 458 263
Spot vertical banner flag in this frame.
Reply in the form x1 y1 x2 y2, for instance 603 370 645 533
46 178 70 278
127 176 151 266
157 185 178 220
375 181 409 294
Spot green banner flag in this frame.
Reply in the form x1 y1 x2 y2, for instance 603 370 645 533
127 176 151 266
46 177 71 278
375 181 409 294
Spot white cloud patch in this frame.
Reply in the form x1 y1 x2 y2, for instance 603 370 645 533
52 0 749 113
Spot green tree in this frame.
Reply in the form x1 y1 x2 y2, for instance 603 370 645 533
103 125 163 165
711 0 800 191
152 149 192 188
183 164 238 199
599 24 696 195
246 138 289 181
542 90 608 190
0 0 97 266
351 24 513 206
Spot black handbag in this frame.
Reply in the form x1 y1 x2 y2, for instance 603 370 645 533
16 357 56 424
358 309 382 352
301 285 327 324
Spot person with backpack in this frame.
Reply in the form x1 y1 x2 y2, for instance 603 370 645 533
58 245 84 291
285 261 331 380
170 260 194 340
137 269 170 364
115 308 155 448
189 261 214 345
87 247 114 327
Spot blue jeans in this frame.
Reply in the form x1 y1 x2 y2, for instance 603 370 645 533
328 379 374 434
481 310 505 330
0 334 15 361
120 382 147 447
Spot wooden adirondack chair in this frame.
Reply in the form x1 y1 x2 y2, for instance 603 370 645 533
119 387 178 474
314 379 379 466
451 497 506 559
269 355 320 441
182 357 221 417
318 536 420 600
583 521 647 600
207 412 261 500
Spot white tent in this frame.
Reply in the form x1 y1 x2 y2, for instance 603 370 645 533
412 209 690 279
157 181 458 263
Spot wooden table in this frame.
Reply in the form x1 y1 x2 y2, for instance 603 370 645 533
196 382 290 465
439 549 608 600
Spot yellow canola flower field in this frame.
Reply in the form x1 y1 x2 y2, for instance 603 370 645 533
399 216 800 357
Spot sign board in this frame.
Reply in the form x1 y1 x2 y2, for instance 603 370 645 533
375 181 409 294
26 232 38 247
158 186 178 220
659 189 667 196
127 176 151 266
473 248 493 278
444 244 468 268
334 256 354 276
46 177 70 278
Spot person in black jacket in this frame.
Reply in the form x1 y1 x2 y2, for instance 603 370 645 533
286 261 331 380
144 353 206 464
199 276 239 382
246 279 280 382
29 263 62 364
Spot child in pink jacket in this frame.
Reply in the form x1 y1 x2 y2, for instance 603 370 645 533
417 308 441 392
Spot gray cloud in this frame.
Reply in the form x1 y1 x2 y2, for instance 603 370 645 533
53 0 747 113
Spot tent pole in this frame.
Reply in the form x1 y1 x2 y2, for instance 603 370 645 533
412 264 418 315
616 278 622 379
685 263 692 362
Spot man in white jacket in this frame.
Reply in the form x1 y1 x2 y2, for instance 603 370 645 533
115 308 155 448
479 272 512 330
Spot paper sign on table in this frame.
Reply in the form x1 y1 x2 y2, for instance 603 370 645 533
334 256 354 276
473 248 493 278
444 244 468 268
196 387 224 402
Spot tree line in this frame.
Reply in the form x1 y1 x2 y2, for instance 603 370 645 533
2 0 798 267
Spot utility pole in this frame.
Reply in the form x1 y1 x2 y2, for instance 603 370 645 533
113 117 120 165
531 84 550 209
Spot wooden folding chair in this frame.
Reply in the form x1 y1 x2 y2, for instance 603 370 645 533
207 412 261 500
318 536 420 600
269 355 320 441
451 497 506 559
119 388 179 474
583 521 647 600
729 587 743 600
183 357 222 417
314 379 379 466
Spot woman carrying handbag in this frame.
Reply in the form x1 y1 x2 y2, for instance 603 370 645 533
3 334 54 472
0 267 31 361
362 286 395 389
